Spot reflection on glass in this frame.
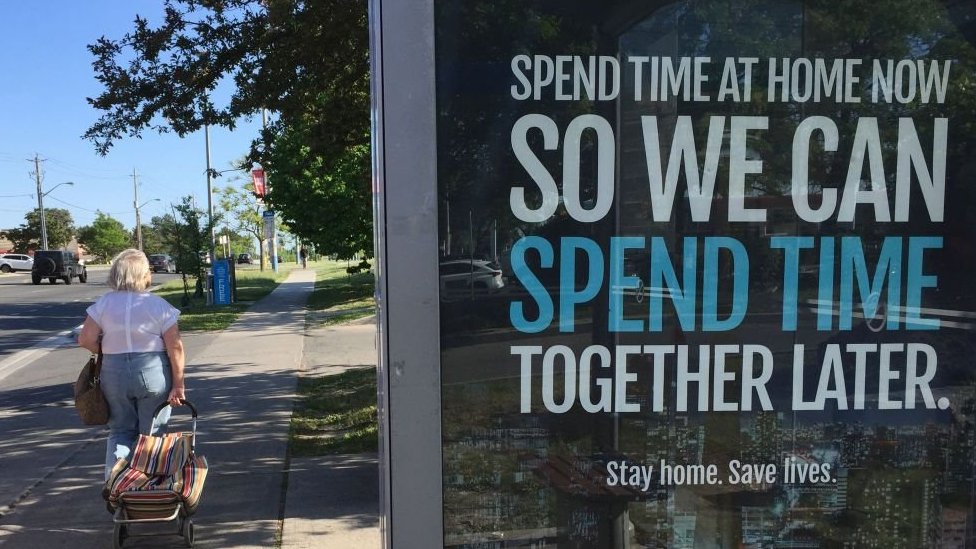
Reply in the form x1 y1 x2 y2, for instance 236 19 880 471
436 0 976 547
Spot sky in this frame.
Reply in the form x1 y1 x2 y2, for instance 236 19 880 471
0 2 263 234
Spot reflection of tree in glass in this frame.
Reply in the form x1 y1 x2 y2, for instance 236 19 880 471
442 381 554 542
438 1 976 547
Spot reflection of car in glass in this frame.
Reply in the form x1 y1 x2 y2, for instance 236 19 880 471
0 253 33 273
439 259 504 299
148 253 176 273
237 253 253 264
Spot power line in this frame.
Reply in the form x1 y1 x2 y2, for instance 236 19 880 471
44 195 130 216
43 157 131 181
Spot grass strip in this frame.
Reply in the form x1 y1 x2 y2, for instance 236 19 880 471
290 368 378 456
305 264 376 326
155 264 300 331
290 259 378 456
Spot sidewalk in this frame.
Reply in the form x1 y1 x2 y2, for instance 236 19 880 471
0 269 380 548
283 315 380 549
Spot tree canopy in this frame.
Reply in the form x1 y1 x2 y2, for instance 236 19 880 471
139 221 168 255
1 208 75 251
217 182 273 265
76 212 131 262
85 0 371 260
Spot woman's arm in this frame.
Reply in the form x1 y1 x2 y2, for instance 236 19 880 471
78 316 101 354
162 323 186 406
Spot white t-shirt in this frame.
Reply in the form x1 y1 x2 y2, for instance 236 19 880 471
86 291 181 354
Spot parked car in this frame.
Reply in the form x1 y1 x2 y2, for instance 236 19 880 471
237 253 253 264
31 250 87 285
439 259 505 300
148 253 177 273
0 253 33 273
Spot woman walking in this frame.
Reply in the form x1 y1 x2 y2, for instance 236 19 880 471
78 249 186 480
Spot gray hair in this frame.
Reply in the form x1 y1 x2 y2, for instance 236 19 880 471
107 249 152 291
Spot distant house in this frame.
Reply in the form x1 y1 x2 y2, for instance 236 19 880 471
0 233 14 254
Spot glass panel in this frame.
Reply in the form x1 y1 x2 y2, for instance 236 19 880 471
435 1 976 546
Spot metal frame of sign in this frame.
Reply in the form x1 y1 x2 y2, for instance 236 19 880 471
370 0 443 547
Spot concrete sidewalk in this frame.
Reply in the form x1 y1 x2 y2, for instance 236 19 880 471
283 315 380 549
0 269 380 548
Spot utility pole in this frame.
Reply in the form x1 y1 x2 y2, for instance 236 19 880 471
33 154 48 250
261 108 278 273
205 124 216 264
133 168 144 251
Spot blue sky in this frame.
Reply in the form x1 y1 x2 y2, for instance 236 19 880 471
0 2 262 233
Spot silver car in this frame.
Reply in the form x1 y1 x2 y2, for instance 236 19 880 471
0 253 33 273
439 259 505 300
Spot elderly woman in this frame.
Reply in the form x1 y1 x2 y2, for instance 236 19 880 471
78 249 186 479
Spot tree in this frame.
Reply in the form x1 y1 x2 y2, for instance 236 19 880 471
215 227 253 259
77 213 131 262
84 1 371 259
264 125 372 259
1 227 34 254
138 222 167 254
161 197 213 302
0 208 75 251
217 183 267 265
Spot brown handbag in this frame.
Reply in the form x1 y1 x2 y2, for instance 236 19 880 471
74 348 109 425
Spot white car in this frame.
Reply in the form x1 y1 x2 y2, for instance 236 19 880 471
439 259 505 299
0 253 33 273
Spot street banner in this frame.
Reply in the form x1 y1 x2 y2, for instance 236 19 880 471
251 168 266 197
432 1 976 547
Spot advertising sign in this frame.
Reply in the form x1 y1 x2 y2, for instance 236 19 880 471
431 1 976 547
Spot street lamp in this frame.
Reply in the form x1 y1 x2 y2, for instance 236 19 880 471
135 198 160 251
37 181 74 250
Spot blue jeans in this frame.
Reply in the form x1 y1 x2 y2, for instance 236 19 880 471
100 352 172 479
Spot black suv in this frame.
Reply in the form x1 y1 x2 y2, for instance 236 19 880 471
31 250 88 285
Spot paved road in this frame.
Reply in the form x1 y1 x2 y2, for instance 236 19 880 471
0 267 183 359
0 328 213 520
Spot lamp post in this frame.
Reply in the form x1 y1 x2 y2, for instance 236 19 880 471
135 198 160 251
36 181 74 250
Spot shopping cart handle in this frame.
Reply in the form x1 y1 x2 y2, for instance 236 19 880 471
152 398 198 420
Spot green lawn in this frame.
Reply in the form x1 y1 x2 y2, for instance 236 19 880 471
155 264 299 331
305 261 376 326
290 368 378 456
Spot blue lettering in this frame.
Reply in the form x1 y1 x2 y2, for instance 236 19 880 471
609 237 644 332
839 237 902 330
771 236 814 331
649 237 698 331
559 237 603 332
702 237 749 331
818 238 835 330
905 236 941 330
510 236 554 333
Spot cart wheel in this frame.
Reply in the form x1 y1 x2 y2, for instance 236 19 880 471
181 517 194 547
113 523 127 549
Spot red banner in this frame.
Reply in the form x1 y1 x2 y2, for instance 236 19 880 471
251 168 266 197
